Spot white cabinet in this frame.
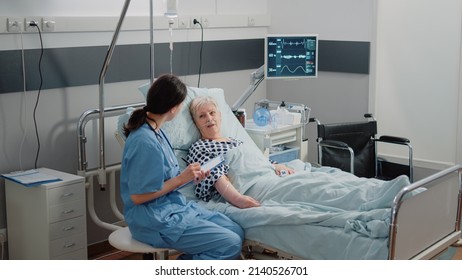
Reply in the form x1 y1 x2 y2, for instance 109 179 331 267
5 168 87 260
245 120 308 162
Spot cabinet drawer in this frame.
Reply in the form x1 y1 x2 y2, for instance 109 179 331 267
48 182 84 206
50 216 85 240
270 147 300 163
49 200 84 223
270 130 297 146
51 248 87 260
50 233 86 258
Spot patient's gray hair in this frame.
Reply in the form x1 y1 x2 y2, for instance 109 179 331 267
189 95 219 119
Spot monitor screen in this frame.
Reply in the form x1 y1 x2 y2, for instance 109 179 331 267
265 34 318 79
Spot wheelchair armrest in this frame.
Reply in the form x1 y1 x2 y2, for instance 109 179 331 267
309 117 320 125
318 140 355 174
377 135 410 145
319 140 350 149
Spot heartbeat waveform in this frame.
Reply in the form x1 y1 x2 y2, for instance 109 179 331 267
281 38 315 50
268 53 308 59
282 39 307 47
282 54 306 59
280 65 310 74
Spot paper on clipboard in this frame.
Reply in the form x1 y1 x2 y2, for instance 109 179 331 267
1 169 62 187
200 154 225 171
177 155 225 190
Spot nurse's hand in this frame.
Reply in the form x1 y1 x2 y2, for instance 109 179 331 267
180 163 210 185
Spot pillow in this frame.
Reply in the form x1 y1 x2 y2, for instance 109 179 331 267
116 107 135 144
162 87 237 151
118 85 258 164
116 86 237 147
137 81 150 98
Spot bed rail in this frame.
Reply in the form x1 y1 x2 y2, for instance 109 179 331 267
84 165 124 231
77 103 142 231
388 165 462 259
77 103 143 177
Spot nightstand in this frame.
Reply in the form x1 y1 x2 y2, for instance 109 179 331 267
5 168 87 259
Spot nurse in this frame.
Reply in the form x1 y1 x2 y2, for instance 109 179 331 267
120 74 244 260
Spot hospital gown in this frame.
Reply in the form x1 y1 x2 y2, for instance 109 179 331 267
120 124 244 260
187 138 243 201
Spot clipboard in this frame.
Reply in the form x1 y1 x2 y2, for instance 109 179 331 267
177 154 225 190
1 169 62 187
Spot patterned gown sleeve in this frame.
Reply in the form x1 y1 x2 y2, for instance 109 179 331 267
187 140 229 202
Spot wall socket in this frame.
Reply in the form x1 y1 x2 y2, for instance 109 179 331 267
0 228 7 243
25 17 41 32
7 18 23 32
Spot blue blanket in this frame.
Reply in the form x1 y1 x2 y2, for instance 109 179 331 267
183 143 412 259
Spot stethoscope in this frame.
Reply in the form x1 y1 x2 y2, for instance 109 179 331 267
145 116 177 169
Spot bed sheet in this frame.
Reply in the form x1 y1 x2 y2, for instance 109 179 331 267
164 86 413 260
185 157 411 260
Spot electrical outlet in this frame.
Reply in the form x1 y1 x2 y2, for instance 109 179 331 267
178 16 190 29
0 228 6 243
201 16 210 28
42 18 56 32
248 16 256 27
192 17 201 28
25 17 41 32
7 18 23 32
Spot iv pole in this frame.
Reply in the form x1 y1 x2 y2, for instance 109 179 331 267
97 0 131 190
97 0 156 189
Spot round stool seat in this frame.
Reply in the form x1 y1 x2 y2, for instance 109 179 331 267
108 227 171 254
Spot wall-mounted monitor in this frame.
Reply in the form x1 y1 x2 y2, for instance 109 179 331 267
265 34 318 79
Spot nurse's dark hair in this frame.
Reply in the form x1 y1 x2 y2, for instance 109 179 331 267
123 74 187 137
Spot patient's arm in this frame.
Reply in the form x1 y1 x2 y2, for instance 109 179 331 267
215 176 260 208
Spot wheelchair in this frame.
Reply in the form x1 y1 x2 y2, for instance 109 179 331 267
309 114 413 182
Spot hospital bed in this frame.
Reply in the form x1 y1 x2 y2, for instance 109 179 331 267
78 86 461 260
74 0 461 259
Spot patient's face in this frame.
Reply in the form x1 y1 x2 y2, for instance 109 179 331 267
194 103 222 139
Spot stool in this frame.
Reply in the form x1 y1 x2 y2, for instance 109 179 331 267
108 227 177 260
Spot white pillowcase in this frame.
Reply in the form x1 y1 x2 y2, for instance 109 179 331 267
117 85 258 169
163 87 226 151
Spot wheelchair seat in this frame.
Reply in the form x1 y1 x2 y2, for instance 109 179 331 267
310 114 413 182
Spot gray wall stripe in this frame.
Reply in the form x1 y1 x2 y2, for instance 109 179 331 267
0 39 369 94
318 40 370 74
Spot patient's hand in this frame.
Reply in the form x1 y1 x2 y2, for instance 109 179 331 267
215 176 260 208
273 163 295 176
233 194 261 209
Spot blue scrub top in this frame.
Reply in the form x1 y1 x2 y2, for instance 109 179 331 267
120 123 196 246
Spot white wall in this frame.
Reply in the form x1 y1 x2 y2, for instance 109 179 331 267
268 0 374 41
0 0 268 247
267 0 376 163
0 0 269 170
373 0 462 169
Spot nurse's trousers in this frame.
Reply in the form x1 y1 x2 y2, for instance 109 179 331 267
161 210 244 260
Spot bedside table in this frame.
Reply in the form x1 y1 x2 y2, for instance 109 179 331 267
245 120 307 162
5 168 87 259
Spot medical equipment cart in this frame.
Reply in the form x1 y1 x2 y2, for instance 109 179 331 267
5 168 87 259
245 120 307 163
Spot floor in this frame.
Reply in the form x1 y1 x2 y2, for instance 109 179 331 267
453 247 462 260
91 250 145 260
89 241 178 260
89 242 462 260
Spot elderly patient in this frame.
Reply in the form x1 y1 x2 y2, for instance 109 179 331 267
187 95 294 209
